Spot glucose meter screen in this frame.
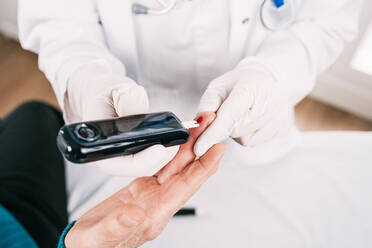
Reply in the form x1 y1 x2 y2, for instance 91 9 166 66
96 113 181 140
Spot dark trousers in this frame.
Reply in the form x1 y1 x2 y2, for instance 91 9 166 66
0 101 68 248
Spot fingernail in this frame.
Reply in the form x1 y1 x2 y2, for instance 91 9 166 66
196 116 203 124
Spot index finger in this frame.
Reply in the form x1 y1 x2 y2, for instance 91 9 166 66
159 143 226 216
156 112 216 184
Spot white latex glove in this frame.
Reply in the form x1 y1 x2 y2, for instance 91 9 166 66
194 63 292 157
65 60 179 177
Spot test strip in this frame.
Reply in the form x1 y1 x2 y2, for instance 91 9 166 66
182 121 200 129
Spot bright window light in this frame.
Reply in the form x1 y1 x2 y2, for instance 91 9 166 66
351 21 372 76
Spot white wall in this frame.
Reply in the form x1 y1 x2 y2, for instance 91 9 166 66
312 1 372 121
0 0 18 39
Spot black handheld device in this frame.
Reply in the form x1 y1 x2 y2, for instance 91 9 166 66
57 112 191 163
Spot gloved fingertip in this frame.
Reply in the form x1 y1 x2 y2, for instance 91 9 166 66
197 105 218 116
115 85 149 116
197 96 223 115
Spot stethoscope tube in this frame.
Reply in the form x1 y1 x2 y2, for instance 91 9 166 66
132 0 178 15
132 0 298 32
133 0 285 15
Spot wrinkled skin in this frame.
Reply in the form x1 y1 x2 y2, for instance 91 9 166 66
65 112 225 248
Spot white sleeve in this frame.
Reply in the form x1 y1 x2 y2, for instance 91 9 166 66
239 0 363 105
18 0 126 109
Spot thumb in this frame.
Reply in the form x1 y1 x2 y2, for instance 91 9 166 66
113 84 149 117
81 78 149 121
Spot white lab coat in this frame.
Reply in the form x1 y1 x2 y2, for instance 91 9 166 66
18 0 362 108
18 0 362 164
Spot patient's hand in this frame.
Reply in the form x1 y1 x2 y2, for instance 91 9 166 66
65 113 225 248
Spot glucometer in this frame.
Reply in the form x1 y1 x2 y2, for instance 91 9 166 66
57 112 199 163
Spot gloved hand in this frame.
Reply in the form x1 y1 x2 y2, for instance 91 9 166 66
194 62 292 157
64 60 179 177
64 113 225 248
